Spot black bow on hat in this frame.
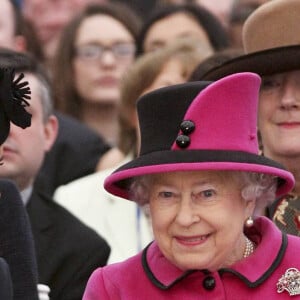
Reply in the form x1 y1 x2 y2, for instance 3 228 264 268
0 68 31 144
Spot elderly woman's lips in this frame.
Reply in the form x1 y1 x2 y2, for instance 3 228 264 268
3 145 17 157
175 235 209 246
278 122 300 128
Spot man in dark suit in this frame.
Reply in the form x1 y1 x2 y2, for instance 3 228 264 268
0 51 111 300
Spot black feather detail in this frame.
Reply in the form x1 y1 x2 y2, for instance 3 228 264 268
0 68 32 144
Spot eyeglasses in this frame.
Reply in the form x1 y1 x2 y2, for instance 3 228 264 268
75 43 136 61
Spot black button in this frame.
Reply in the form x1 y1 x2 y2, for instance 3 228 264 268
203 276 216 290
176 135 190 148
180 120 195 135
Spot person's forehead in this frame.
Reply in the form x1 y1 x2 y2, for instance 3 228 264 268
76 15 133 42
149 170 229 184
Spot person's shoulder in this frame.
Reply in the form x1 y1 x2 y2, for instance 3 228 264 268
0 258 12 300
92 252 142 278
287 234 300 248
54 171 105 198
84 252 143 298
0 179 19 193
96 147 126 171
35 191 110 248
53 166 114 211
55 112 108 145
0 179 25 211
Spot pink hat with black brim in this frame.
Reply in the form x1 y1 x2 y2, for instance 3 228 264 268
104 72 295 200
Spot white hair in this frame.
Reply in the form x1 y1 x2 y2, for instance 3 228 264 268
129 170 277 215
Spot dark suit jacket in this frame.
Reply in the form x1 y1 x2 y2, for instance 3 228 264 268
27 189 110 300
36 112 110 196
0 257 13 300
0 180 38 300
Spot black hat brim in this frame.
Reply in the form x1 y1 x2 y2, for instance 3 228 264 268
104 149 294 200
200 45 300 81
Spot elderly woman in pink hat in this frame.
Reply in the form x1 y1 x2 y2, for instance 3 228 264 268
83 73 300 299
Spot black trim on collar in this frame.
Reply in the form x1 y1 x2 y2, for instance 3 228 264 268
141 233 287 290
141 242 196 290
219 233 288 287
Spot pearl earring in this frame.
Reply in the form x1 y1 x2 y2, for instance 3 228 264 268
245 216 254 228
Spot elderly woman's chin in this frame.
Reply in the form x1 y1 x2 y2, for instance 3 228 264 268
163 249 220 271
158 237 243 272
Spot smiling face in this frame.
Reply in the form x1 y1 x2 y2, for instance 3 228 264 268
73 14 135 106
147 170 254 271
259 70 300 161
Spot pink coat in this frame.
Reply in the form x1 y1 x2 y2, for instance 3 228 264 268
83 217 300 299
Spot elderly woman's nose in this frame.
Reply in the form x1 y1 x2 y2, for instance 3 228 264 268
175 197 200 226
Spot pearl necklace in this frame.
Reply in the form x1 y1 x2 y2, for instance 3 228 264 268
243 236 255 258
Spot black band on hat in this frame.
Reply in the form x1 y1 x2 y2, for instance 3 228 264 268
200 45 300 81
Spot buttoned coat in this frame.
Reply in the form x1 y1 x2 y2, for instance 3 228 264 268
83 217 300 299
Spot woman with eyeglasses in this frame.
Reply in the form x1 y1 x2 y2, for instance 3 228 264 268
52 3 141 146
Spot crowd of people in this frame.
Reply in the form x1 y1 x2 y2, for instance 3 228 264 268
1 0 300 299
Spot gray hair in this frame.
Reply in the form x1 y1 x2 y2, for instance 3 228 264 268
129 170 277 216
34 74 53 123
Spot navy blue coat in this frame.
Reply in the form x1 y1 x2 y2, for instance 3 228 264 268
0 180 39 300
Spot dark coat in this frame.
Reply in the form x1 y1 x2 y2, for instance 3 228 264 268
27 189 110 300
36 112 110 196
0 180 38 300
0 257 13 300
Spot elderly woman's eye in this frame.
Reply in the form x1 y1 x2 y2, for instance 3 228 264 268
158 191 173 198
201 189 215 198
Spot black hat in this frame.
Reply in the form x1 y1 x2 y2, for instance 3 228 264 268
0 68 31 144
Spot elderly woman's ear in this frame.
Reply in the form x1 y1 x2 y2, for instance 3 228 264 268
244 198 256 221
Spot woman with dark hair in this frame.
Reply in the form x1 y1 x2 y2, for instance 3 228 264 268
136 3 230 56
52 2 141 145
